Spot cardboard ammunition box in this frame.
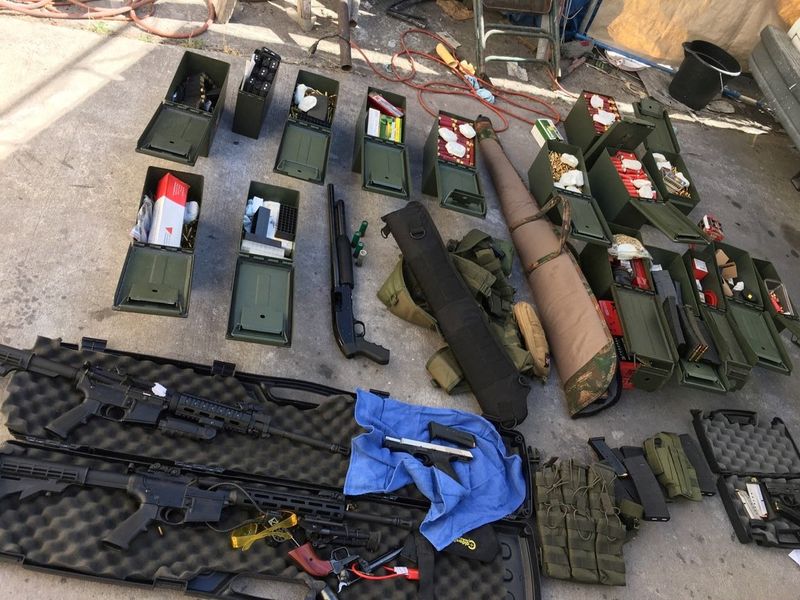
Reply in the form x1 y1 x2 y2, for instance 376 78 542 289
528 140 612 246
634 98 700 215
137 51 230 166
588 140 709 244
114 167 204 317
753 257 800 341
227 181 299 346
648 245 740 393
715 242 793 374
274 70 339 184
352 87 411 199
581 243 677 391
422 111 485 217
232 48 281 139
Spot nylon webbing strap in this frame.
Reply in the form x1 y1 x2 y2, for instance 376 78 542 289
415 531 435 600
535 464 571 580
588 465 627 586
381 201 530 425
508 194 572 275
562 460 599 583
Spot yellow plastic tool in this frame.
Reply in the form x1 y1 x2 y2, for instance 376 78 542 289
435 43 476 75
435 43 459 69
231 513 298 551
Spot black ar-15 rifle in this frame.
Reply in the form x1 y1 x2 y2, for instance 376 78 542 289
0 343 349 455
328 183 390 365
0 451 411 550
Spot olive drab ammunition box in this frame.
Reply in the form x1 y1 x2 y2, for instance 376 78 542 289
227 181 299 347
562 91 654 167
714 242 793 374
634 98 700 216
753 257 800 341
352 87 411 199
422 111 486 217
646 245 730 393
274 70 339 184
587 144 708 244
580 244 677 391
136 51 230 166
113 167 204 318
232 49 281 139
528 139 613 246
681 244 763 387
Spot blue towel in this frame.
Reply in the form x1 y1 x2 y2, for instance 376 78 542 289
344 389 526 550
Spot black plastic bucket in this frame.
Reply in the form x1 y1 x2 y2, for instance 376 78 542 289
668 40 741 110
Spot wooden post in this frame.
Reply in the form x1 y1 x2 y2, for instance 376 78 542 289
294 0 316 32
211 0 237 25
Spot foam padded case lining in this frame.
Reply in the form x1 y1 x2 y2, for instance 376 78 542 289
0 337 540 598
2 338 357 488
717 475 800 548
0 442 536 599
692 410 800 477
692 409 800 548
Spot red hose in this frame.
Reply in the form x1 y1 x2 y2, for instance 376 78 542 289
0 0 214 39
347 29 562 132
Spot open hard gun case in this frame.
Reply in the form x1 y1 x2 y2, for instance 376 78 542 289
0 336 541 600
693 409 800 548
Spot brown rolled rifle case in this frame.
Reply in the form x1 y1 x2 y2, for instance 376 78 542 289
381 201 531 425
474 117 617 416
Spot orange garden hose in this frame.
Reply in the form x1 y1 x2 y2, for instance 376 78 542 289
0 0 214 39
345 29 563 132
0 4 562 129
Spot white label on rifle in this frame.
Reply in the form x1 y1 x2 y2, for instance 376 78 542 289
151 383 167 397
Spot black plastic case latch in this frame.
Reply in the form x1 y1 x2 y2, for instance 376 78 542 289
80 337 108 353
212 360 236 377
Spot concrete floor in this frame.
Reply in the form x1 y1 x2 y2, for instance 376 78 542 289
1 12 800 600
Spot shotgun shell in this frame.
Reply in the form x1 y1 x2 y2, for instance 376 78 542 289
351 232 361 248
355 248 367 267
352 240 364 258
358 220 368 237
